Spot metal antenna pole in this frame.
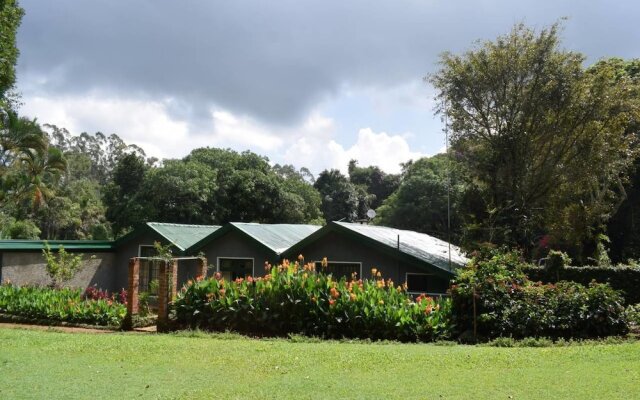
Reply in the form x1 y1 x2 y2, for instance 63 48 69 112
445 99 452 271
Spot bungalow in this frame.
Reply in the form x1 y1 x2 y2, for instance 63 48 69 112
281 222 468 295
0 221 467 296
187 222 321 280
0 222 221 292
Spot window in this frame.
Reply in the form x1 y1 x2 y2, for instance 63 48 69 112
138 245 159 292
218 258 254 280
405 273 449 294
314 261 361 280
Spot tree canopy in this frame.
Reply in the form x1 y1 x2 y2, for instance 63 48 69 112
430 22 640 260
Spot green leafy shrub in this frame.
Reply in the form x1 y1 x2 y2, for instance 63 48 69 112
450 249 629 340
627 304 640 330
523 264 640 304
173 260 452 342
42 243 86 288
0 282 126 327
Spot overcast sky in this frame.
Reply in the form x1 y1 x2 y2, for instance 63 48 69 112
15 0 640 174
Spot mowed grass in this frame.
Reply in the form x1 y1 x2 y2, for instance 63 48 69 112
0 328 639 400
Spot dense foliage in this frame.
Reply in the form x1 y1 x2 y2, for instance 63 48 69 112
0 282 126 326
450 250 629 340
376 154 465 241
523 263 640 305
173 260 452 342
431 23 640 260
2 10 640 267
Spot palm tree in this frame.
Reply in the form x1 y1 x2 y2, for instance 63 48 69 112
0 113 66 212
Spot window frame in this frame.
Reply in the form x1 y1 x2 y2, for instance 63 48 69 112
216 256 255 279
313 260 363 280
138 244 158 292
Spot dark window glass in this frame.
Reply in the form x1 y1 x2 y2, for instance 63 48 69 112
139 245 159 292
219 258 253 280
314 262 360 280
406 273 449 294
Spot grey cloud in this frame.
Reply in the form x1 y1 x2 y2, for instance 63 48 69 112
16 0 640 125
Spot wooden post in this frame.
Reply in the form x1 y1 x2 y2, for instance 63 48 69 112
123 257 140 330
196 257 208 280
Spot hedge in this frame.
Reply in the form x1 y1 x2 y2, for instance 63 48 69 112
451 251 629 340
523 265 640 305
0 283 127 327
173 260 452 342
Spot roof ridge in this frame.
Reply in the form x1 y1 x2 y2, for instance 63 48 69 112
147 222 221 228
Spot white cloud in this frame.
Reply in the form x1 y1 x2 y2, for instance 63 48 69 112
20 93 425 175
286 127 427 175
21 95 192 158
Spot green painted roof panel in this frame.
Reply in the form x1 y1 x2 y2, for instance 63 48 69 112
0 240 114 252
334 222 468 273
231 222 321 254
147 223 221 251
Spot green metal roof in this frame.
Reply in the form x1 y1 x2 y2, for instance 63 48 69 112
230 222 321 254
283 222 468 275
0 240 114 252
146 222 221 251
333 222 468 272
188 222 321 256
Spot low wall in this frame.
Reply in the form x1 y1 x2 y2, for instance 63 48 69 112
1 252 116 290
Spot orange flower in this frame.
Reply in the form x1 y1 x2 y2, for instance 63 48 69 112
187 279 193 286
371 267 378 276
214 272 222 280
425 305 433 315
329 299 336 306
219 288 226 296
298 254 304 262
349 293 357 302
321 257 328 269
247 275 254 284
330 287 340 299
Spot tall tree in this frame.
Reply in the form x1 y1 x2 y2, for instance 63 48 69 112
348 160 400 210
0 0 23 106
376 154 465 241
314 169 358 222
430 23 639 259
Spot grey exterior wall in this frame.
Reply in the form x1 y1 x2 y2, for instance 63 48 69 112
291 231 451 292
112 231 168 291
1 251 115 290
200 230 276 278
112 232 205 292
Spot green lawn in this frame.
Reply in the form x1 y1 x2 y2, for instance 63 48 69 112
0 328 639 399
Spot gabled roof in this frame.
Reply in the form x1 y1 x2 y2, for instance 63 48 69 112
283 221 468 275
0 240 114 252
115 222 221 253
188 222 321 256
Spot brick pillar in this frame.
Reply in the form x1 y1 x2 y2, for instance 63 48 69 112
170 259 178 301
196 257 208 280
123 257 140 330
157 259 178 332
